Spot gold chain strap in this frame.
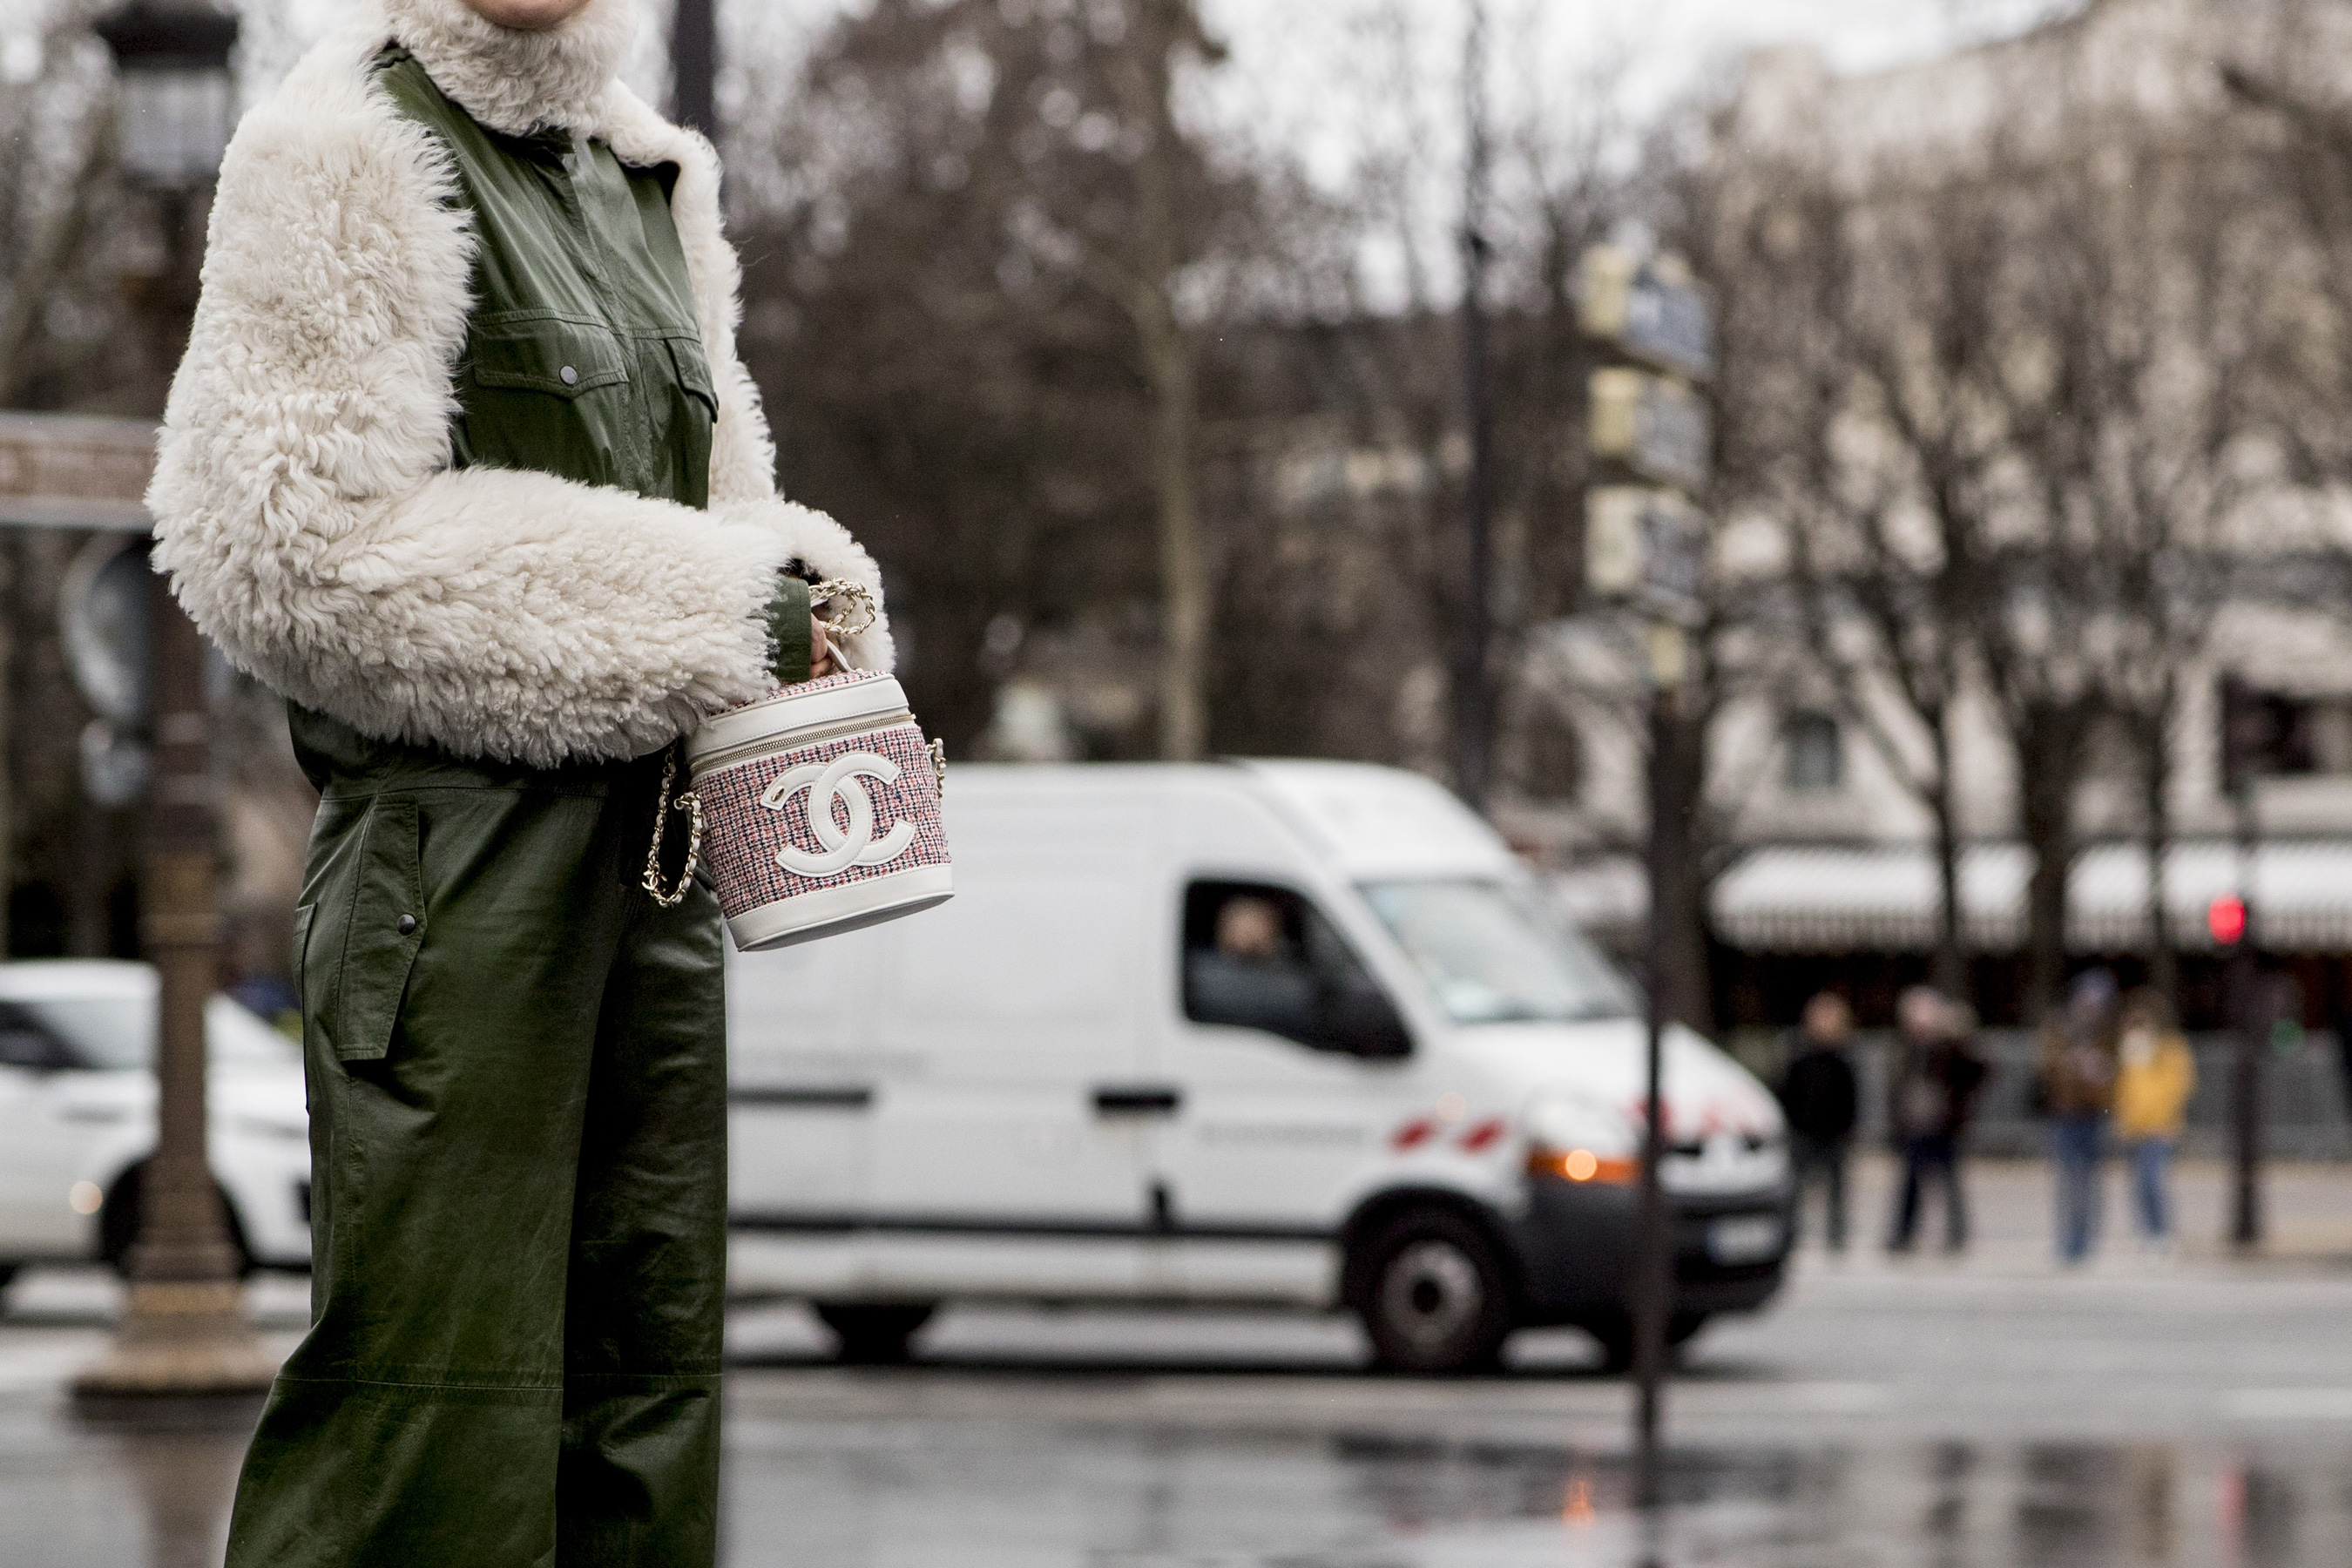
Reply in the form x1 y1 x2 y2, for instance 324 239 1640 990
640 751 705 908
808 578 878 639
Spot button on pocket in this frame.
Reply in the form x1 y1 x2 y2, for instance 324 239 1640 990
467 313 627 399
395 914 418 936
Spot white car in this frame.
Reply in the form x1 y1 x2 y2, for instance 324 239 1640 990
0 960 312 1288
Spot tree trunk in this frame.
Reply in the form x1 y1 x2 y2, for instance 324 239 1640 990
2140 708 2179 1010
2017 702 2085 1024
1122 21 1207 763
1928 721 1968 999
1140 301 1206 761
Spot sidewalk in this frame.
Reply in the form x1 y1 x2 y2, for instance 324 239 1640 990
1787 1152 2352 1271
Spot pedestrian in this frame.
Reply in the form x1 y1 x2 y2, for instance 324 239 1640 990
2038 970 2120 1265
146 1 890 1561
2113 988 2197 1253
1776 991 1861 1252
1886 985 1989 1254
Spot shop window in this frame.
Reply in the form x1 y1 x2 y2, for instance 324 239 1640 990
1781 711 1842 793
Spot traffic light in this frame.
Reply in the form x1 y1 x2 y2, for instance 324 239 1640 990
2208 893 2247 947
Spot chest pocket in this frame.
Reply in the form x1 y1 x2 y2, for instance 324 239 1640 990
454 313 634 489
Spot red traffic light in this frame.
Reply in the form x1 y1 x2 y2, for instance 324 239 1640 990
2208 894 2247 946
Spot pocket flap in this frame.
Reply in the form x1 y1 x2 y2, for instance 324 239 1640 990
666 334 718 416
469 314 629 399
325 798 426 1064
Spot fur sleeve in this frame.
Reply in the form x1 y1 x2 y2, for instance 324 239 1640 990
147 39 795 768
598 84 897 673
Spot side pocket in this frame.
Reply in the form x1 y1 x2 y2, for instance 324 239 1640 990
290 902 316 1050
324 797 426 1063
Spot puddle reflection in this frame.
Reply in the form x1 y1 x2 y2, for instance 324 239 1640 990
7 1398 2349 1567
724 1420 2352 1568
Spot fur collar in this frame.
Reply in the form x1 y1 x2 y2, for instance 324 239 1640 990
382 0 638 137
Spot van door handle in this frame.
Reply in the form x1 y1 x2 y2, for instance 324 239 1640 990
1092 1085 1183 1117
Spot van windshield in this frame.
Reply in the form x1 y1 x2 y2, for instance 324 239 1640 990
1358 879 1636 1025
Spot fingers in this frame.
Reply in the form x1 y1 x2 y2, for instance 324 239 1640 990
809 614 835 678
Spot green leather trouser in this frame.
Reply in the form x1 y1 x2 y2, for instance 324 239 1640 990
226 706 727 1567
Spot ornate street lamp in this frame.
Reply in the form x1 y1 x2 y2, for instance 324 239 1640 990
92 0 239 188
75 0 274 1404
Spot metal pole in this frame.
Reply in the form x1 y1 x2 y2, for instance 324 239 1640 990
74 574 272 1400
2230 788 2263 1250
1451 0 1495 812
1632 668 1676 1509
671 0 718 140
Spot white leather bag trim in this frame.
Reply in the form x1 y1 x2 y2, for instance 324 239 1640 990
727 862 956 952
685 674 911 766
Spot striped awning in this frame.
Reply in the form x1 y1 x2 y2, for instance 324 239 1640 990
1707 840 2352 954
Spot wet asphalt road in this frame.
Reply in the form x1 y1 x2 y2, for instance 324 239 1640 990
4 1157 2351 1567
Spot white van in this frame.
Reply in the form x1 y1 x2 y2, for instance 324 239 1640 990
726 760 1790 1373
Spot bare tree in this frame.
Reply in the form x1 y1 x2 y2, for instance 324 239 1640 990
1700 149 1989 997
2023 125 2272 1006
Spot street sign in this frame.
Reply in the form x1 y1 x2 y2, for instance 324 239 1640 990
1589 368 1711 495
1585 486 1707 626
1578 247 1715 384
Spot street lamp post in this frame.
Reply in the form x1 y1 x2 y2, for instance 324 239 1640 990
1578 239 1716 1511
74 0 274 1403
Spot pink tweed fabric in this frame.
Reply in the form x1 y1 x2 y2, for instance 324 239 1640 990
693 718 949 919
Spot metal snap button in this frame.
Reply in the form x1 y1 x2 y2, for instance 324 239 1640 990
395 914 418 936
559 365 579 386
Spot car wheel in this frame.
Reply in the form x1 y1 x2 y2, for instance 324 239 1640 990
1355 1208 1514 1375
99 1166 255 1279
814 1302 936 1365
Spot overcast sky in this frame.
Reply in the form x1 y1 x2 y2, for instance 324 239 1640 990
4 0 2075 118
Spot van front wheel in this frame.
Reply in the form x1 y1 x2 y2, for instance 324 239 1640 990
1354 1209 1513 1375
814 1302 936 1365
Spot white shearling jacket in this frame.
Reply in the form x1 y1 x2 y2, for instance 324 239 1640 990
148 0 889 769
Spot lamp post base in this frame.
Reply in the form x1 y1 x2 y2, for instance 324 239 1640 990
71 1280 278 1400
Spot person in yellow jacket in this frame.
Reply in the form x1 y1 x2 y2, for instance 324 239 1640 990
2114 989 2197 1249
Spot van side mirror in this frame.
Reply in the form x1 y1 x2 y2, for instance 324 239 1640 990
1321 976 1412 1061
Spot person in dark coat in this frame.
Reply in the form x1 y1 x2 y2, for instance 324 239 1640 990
1888 986 1990 1254
1777 992 1861 1252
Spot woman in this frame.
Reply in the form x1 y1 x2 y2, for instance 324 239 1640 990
147 0 886 1560
2113 989 2197 1251
2038 970 2119 1264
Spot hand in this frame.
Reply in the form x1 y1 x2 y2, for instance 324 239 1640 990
809 615 838 679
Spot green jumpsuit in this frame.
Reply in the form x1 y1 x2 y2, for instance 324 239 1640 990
226 49 735 1567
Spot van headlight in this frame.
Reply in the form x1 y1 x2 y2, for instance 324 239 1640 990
1523 1095 1639 1186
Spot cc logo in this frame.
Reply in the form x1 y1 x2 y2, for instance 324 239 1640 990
760 751 918 877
